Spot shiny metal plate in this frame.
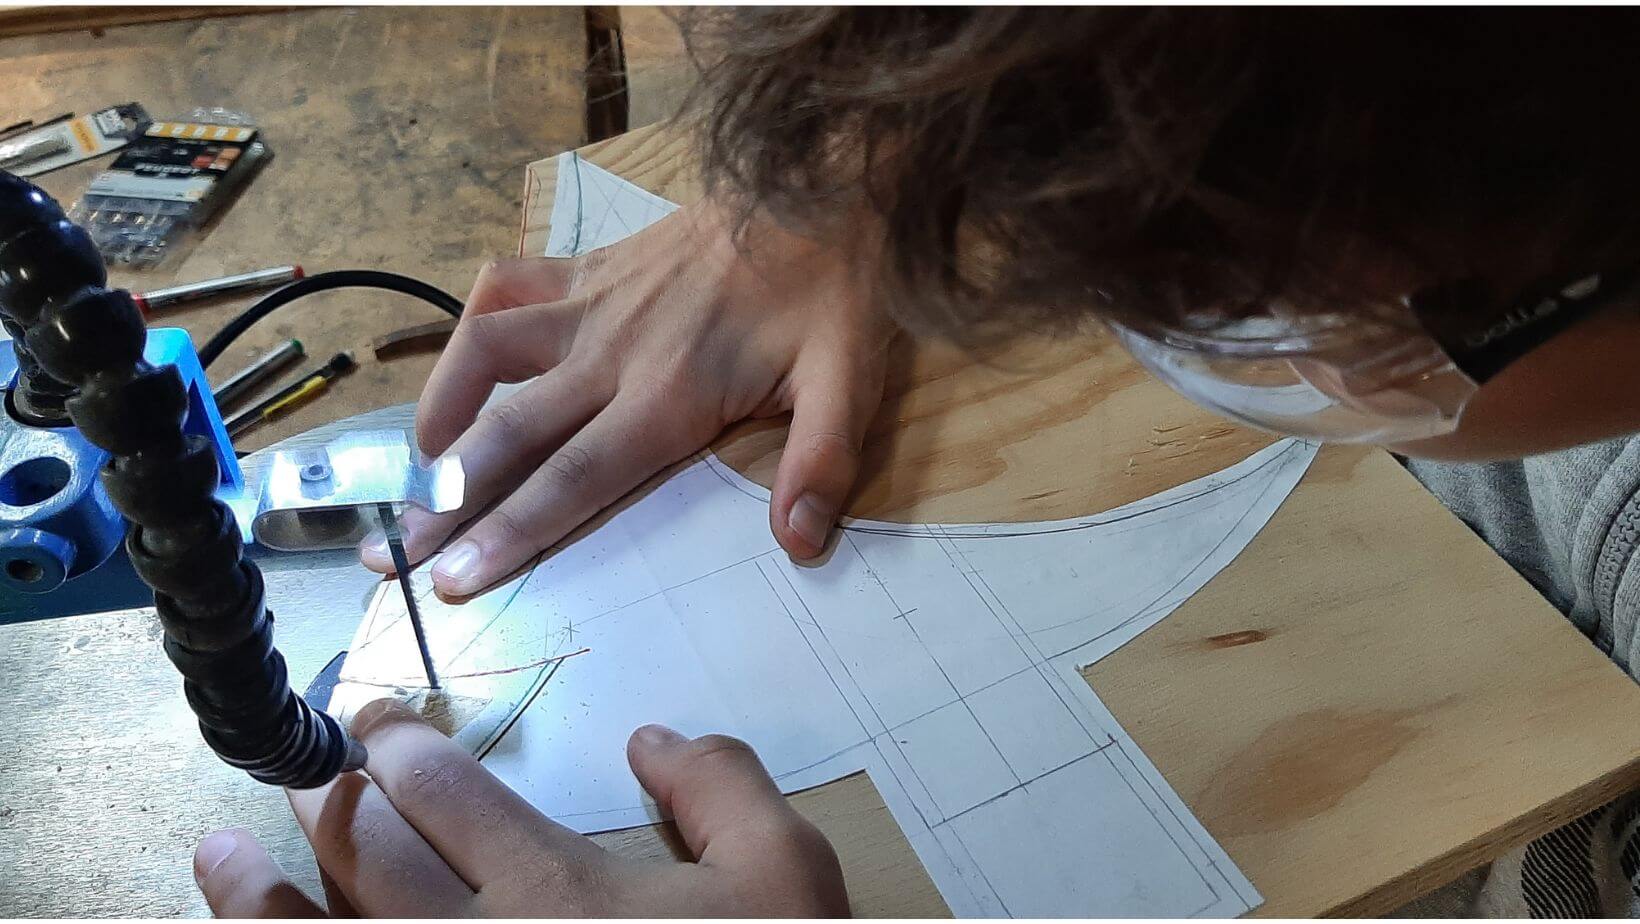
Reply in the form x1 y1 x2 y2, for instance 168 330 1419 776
223 428 464 552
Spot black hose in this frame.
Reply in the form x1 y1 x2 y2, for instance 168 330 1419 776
198 270 463 369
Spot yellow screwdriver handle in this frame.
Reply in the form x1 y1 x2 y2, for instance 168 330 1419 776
261 377 327 422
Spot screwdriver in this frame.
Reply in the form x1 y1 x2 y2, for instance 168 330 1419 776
224 351 355 439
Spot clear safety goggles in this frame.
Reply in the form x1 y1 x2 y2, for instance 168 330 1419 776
1108 271 1626 444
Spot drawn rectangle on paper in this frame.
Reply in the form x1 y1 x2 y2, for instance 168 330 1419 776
665 559 867 772
773 546 959 730
850 529 1036 696
965 667 1098 781
945 752 1220 917
892 701 1019 820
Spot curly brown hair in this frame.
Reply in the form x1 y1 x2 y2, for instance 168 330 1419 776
680 8 1640 343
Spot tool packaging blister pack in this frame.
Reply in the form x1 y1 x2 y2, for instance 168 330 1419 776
70 109 271 269
0 104 150 177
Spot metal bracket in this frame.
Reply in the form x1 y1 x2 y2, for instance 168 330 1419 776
225 428 464 552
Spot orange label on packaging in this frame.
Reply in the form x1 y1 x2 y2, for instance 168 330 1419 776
70 118 95 153
145 122 256 143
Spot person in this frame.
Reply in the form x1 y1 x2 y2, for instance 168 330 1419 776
195 8 1640 917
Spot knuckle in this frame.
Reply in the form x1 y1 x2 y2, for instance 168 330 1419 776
633 364 682 399
759 810 831 860
542 444 596 491
804 429 860 461
486 853 612 917
553 347 603 388
630 385 719 443
572 248 611 280
477 400 532 436
681 734 764 780
758 822 847 914
460 309 508 343
628 368 691 415
468 260 511 298
390 750 475 807
782 817 843 870
482 506 533 548
482 840 623 919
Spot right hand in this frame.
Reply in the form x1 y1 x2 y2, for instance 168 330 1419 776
361 199 894 598
194 704 850 918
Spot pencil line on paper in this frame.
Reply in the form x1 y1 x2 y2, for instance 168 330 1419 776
338 647 591 689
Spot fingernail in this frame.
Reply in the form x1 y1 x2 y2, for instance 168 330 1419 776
788 492 834 553
432 541 481 593
360 529 387 559
194 830 238 881
351 697 420 738
634 724 685 749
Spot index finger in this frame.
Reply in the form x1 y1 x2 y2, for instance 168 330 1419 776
427 389 716 597
284 765 474 916
466 257 578 316
416 258 580 456
415 299 585 456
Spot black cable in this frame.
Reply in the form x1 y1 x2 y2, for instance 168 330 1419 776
197 270 463 370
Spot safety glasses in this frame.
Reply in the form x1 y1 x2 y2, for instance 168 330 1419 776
1109 270 1629 443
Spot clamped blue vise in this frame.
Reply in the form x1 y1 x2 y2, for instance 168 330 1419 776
0 328 240 622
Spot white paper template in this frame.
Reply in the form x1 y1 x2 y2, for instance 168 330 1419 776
334 444 1315 917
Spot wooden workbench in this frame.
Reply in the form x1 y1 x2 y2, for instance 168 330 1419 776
4 6 588 452
5 12 1640 917
517 126 1640 916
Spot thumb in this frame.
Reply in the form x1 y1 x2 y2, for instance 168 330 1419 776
626 726 836 872
769 351 885 560
194 828 326 918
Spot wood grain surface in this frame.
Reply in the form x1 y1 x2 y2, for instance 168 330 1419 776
0 6 273 40
615 6 692 130
519 125 1640 916
4 6 588 456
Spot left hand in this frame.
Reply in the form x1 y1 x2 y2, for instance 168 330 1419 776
358 202 895 599
192 700 849 917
